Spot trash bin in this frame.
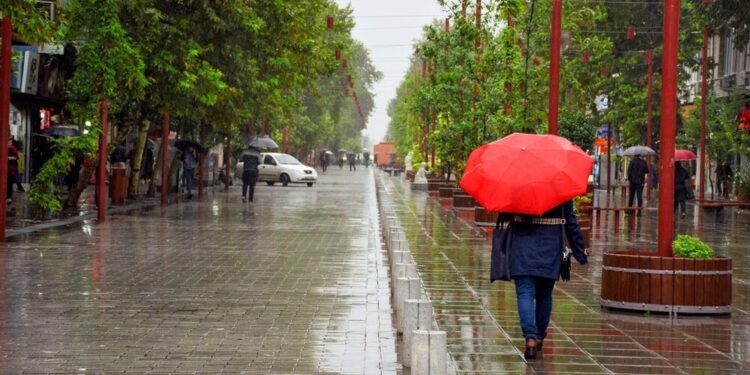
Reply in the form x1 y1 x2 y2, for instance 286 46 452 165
109 166 128 204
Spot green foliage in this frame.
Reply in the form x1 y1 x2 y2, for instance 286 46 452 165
672 235 714 259
559 112 597 151
29 127 101 213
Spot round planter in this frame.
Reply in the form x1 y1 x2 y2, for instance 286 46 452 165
601 252 732 315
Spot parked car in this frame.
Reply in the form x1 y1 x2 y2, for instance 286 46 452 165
235 152 317 187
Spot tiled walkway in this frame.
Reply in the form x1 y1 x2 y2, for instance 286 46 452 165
0 168 398 374
377 173 750 375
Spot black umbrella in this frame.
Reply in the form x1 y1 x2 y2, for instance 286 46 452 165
43 125 80 137
173 139 206 155
246 135 279 150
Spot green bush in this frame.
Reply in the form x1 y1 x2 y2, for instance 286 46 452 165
672 235 714 259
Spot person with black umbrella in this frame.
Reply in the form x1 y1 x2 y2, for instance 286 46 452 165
182 147 198 200
626 155 648 213
241 146 260 203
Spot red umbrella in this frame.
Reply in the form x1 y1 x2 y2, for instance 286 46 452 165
460 133 594 215
674 149 697 161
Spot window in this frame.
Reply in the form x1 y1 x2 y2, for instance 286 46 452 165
264 155 276 165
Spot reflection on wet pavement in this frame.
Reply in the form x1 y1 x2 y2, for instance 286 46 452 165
379 174 750 374
0 169 399 373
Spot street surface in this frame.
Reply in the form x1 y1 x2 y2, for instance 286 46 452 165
1 166 749 374
0 167 398 374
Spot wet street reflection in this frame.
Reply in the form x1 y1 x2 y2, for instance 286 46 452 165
380 174 750 374
0 169 398 373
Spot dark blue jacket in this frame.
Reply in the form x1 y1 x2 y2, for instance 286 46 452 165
502 201 587 280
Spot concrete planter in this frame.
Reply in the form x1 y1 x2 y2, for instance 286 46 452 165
601 252 732 315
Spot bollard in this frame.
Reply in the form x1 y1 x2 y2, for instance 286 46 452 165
392 262 418 280
389 237 408 253
390 250 413 268
410 330 447 375
402 299 434 366
394 277 422 332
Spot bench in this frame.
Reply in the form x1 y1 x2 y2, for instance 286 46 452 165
697 199 750 210
383 167 403 176
583 206 641 232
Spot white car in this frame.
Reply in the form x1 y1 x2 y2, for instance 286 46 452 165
240 152 316 187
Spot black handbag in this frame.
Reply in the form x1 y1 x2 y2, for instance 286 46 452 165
490 215 512 282
559 207 572 281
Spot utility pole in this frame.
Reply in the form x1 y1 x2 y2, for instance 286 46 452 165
548 0 562 135
657 0 681 257
0 17 11 239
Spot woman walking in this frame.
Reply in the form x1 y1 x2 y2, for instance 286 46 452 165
502 200 588 359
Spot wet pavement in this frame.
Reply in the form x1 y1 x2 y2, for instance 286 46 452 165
1 166 749 374
0 168 399 374
377 174 750 375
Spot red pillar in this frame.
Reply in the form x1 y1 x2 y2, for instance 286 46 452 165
657 0 681 257
645 50 654 200
97 99 109 221
198 125 205 197
699 26 709 201
225 137 231 192
548 0 562 135
161 112 169 206
0 18 11 239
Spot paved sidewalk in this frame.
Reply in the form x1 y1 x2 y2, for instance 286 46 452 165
377 173 750 375
0 167 399 374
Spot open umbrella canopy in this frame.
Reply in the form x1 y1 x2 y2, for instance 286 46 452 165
173 139 206 155
622 145 656 156
246 135 278 150
675 149 697 161
324 150 333 155
42 125 80 137
460 133 594 215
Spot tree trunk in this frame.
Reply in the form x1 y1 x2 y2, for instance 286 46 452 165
128 119 150 198
146 139 164 197
64 156 98 210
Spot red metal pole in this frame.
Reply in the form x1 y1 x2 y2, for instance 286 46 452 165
225 137 231 192
699 26 709 202
548 0 562 135
645 50 654 200
0 18 11 240
657 0 681 257
161 112 169 206
97 99 109 222
198 125 205 197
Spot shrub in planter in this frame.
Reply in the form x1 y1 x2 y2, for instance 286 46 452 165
672 235 714 259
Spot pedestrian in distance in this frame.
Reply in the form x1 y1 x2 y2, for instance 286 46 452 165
348 152 356 171
6 139 18 204
182 146 198 200
363 151 370 168
241 147 260 203
674 162 690 218
626 155 648 214
338 153 345 169
500 200 588 360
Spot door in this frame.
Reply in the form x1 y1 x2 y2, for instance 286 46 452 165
259 154 278 181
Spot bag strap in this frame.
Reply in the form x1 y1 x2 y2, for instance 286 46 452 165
495 213 502 229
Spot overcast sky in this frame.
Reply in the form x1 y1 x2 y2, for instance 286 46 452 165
335 0 448 145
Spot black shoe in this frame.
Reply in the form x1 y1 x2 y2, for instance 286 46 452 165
524 339 538 360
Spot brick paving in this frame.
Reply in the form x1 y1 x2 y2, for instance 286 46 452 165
377 173 750 375
3 165 750 374
0 167 399 374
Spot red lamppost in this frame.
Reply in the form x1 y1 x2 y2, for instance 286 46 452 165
0 17 11 239
97 99 109 221
644 50 654 200
657 0 681 257
161 112 169 206
699 2 712 201
548 0 563 135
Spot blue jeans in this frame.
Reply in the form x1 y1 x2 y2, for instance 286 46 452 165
184 168 194 196
514 276 556 340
